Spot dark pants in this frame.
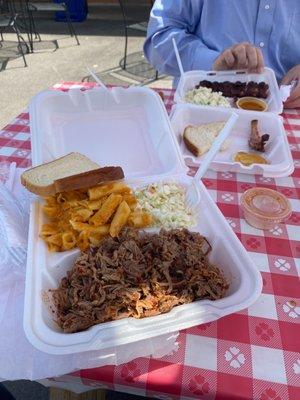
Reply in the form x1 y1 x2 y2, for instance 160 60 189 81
0 384 15 400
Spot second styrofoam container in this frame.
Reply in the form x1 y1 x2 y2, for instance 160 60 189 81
174 67 283 114
170 104 294 178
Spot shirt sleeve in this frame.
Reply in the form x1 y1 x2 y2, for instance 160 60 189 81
144 0 220 77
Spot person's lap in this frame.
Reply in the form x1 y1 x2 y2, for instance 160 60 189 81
0 384 15 400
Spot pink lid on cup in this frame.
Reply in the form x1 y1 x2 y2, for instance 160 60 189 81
241 187 292 230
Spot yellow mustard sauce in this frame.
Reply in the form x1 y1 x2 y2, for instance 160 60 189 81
234 151 269 166
240 101 265 111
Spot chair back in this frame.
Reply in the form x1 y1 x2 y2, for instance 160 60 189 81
0 0 11 14
118 0 153 25
1 0 24 15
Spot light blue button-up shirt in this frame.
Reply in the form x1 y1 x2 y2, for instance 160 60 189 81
144 0 300 82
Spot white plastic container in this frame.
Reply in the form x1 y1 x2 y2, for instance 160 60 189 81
174 67 283 114
24 87 262 354
170 104 294 178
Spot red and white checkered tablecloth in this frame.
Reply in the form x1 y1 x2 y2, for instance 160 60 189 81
1 82 299 400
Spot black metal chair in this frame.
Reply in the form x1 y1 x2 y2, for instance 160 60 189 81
9 0 41 50
118 0 157 80
0 0 28 66
26 0 80 51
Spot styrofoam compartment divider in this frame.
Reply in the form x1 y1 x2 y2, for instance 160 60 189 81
174 67 283 114
29 86 187 179
24 174 262 354
170 104 294 178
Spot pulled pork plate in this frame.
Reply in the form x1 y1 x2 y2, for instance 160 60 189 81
50 228 229 333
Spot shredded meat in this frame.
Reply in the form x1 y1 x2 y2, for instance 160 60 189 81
50 228 229 333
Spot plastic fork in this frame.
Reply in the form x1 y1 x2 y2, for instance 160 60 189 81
185 112 239 208
0 169 28 278
172 38 184 77
4 162 16 192
87 67 120 104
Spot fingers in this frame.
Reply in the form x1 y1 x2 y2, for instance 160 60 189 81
247 47 264 73
246 45 258 71
255 48 265 73
281 64 300 88
281 72 293 86
231 43 265 71
288 81 300 101
213 42 265 73
213 49 235 70
284 80 300 105
284 97 300 109
223 49 235 68
233 44 247 68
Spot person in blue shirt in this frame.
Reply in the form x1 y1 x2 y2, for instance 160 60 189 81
144 0 300 108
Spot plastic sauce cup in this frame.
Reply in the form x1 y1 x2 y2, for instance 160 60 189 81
236 97 268 112
241 188 292 230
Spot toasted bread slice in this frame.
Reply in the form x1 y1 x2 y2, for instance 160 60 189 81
21 153 124 196
183 122 227 157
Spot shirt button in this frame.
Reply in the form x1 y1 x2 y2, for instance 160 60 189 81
265 4 270 9
259 42 265 47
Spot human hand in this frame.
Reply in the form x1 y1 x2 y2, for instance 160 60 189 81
213 42 264 73
282 65 300 109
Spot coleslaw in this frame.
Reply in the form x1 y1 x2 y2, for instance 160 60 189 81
185 87 231 107
135 183 195 229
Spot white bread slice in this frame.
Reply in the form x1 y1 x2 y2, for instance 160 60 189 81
183 122 227 157
21 153 124 196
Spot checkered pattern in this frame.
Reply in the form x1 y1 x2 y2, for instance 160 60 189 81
1 82 299 400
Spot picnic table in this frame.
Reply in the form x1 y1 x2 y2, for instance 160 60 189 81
1 82 299 400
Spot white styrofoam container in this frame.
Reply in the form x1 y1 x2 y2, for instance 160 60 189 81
25 175 262 354
170 104 294 178
24 87 262 354
174 67 283 114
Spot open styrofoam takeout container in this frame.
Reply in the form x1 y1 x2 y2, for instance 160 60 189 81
170 104 294 178
24 86 262 354
174 67 283 114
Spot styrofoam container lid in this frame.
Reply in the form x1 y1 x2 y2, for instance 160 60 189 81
29 86 187 179
174 67 283 114
170 103 294 178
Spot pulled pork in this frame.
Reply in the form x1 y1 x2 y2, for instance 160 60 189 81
50 228 229 333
